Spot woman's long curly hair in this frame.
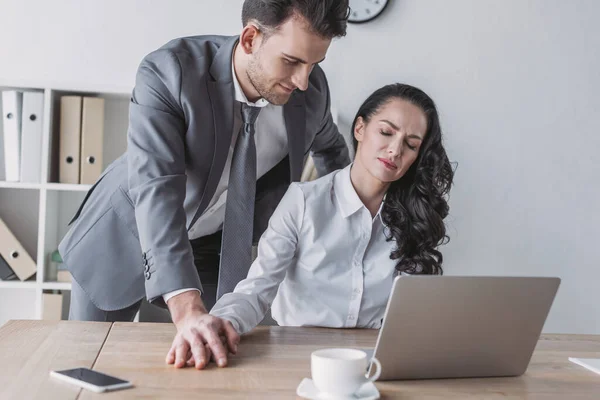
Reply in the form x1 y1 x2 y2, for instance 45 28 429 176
352 83 455 275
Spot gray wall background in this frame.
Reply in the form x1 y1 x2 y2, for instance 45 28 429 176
1 0 598 333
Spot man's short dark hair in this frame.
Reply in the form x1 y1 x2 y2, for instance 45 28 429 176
242 0 349 39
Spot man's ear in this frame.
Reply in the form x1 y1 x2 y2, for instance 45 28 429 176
239 23 262 54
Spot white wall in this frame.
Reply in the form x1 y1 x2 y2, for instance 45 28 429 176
1 0 599 334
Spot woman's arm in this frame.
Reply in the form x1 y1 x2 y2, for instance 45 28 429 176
210 183 305 334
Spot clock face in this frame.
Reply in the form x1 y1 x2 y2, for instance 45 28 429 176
348 0 389 23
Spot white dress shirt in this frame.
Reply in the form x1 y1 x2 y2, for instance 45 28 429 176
210 164 399 334
163 60 288 303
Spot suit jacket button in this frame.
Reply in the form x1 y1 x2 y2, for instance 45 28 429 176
145 271 151 279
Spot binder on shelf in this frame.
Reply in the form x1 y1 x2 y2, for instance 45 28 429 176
0 218 36 281
57 269 72 283
0 254 18 281
80 97 105 184
19 92 44 183
58 96 82 184
42 293 63 320
49 249 72 283
1 91 23 182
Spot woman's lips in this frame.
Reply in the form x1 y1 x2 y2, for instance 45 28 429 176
378 158 398 170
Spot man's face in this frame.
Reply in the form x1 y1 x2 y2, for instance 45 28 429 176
246 16 331 105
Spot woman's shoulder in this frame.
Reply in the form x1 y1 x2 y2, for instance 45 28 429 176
293 168 342 198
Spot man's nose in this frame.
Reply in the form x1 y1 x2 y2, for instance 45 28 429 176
291 66 311 91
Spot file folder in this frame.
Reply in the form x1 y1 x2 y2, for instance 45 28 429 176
0 218 36 281
80 97 105 184
58 96 82 184
42 293 63 320
1 91 23 182
19 92 44 183
57 269 72 283
0 254 17 281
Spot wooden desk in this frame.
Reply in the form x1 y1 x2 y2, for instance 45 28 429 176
1 320 599 399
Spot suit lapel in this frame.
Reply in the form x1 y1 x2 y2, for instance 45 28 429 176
188 36 237 229
284 90 306 182
189 35 307 229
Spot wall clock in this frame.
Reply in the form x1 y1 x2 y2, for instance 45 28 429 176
348 0 390 23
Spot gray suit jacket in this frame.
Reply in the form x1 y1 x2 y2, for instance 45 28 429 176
58 35 350 311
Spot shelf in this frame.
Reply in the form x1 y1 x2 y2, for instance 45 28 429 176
0 80 131 97
45 183 92 192
0 182 43 190
0 282 72 290
1 83 128 323
0 281 37 289
0 182 93 191
41 282 72 291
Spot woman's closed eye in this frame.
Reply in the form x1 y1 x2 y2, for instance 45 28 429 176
380 130 418 151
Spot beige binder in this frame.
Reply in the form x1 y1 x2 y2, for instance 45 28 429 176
0 218 36 281
58 96 82 184
56 269 72 283
80 97 105 184
42 293 63 320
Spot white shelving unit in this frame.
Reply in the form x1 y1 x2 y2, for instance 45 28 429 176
0 82 131 326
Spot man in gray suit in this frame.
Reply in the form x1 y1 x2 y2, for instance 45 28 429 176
59 0 350 370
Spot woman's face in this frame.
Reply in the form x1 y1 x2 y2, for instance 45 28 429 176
354 98 427 183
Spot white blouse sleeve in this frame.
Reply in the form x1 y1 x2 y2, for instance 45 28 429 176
210 183 305 334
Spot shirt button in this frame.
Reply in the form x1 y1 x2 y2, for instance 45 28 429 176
145 271 151 280
354 288 361 294
349 315 355 320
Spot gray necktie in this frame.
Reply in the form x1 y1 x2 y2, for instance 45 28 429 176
217 103 262 300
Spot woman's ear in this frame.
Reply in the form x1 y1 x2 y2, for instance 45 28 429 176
239 23 261 54
354 117 366 143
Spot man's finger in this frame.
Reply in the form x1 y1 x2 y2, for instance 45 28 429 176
190 336 207 370
165 346 176 365
186 354 195 367
204 343 213 363
223 321 240 354
204 329 229 367
174 340 190 369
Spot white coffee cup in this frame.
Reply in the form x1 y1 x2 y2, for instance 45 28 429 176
311 348 382 398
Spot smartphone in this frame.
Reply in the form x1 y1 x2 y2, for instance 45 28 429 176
50 367 133 393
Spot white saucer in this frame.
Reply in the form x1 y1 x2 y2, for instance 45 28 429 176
296 378 380 400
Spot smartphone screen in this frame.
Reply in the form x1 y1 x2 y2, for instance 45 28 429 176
53 368 129 387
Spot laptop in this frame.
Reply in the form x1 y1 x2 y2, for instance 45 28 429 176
367 275 560 380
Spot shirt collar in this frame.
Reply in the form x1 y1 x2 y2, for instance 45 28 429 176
232 58 269 108
334 164 385 222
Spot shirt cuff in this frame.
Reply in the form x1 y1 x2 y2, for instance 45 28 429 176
210 307 243 335
163 288 201 304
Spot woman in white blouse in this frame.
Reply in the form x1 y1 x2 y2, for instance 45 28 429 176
210 83 454 335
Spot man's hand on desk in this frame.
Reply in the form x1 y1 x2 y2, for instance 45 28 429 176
165 290 240 370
